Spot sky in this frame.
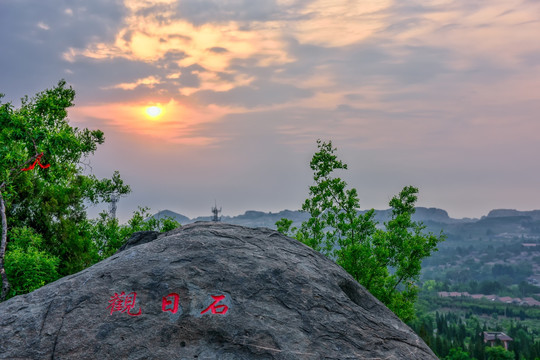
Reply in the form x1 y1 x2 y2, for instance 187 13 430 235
1 0 540 221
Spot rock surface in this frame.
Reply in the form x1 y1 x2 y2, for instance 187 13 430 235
115 230 159 253
0 222 437 359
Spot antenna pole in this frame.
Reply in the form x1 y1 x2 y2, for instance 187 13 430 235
211 201 222 222
109 194 119 219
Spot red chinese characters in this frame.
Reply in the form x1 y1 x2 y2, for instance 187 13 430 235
162 293 180 314
21 153 50 171
200 295 229 315
107 291 230 317
107 291 142 316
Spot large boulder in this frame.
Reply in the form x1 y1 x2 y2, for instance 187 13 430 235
0 222 437 359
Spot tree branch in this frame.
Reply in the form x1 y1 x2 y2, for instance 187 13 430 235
0 191 10 301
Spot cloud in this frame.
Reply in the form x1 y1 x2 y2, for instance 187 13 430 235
282 0 392 47
106 76 161 90
208 47 229 54
175 0 283 25
0 0 127 102
191 80 312 108
59 0 297 107
63 2 292 71
37 22 50 30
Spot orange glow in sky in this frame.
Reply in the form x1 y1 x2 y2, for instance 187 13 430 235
70 98 228 146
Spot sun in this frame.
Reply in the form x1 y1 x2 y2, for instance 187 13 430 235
145 106 162 118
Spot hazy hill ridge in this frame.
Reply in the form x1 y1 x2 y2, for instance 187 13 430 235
152 208 540 242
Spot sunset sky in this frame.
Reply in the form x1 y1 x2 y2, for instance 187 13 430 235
2 0 540 221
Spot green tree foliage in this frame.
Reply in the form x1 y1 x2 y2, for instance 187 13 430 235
409 295 540 360
275 218 295 236
91 206 181 260
91 212 125 260
276 140 444 321
0 81 130 300
4 227 59 298
124 206 180 233
485 346 515 360
443 347 472 360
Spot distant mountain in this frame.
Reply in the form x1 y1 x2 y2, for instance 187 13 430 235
363 207 470 225
167 209 311 229
151 207 540 243
150 207 483 228
486 209 540 221
152 210 190 224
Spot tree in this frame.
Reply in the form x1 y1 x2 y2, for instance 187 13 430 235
485 346 514 360
444 347 472 360
4 227 59 298
0 80 130 300
91 206 181 260
276 140 444 321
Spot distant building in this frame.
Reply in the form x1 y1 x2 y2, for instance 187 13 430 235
523 297 540 306
437 291 470 298
435 292 540 307
483 332 513 350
